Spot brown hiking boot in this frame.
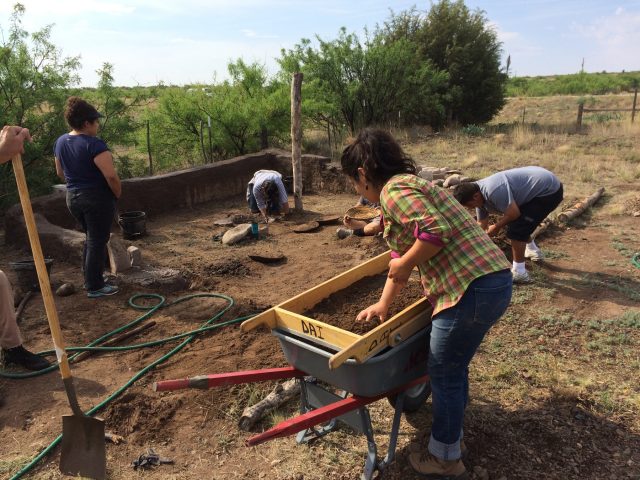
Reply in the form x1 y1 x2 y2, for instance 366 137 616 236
408 440 468 460
409 451 469 479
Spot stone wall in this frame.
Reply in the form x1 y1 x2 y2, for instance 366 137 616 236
5 149 330 250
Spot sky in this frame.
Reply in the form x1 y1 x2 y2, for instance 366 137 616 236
1 0 639 87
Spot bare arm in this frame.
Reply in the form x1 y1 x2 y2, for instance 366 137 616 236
488 202 520 236
54 157 65 181
478 217 489 231
94 151 121 199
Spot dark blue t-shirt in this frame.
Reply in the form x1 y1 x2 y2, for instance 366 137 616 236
53 134 110 191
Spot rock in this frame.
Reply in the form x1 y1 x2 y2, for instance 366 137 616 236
633 211 640 217
55 283 76 297
459 176 472 183
213 216 235 226
118 266 188 292
127 246 142 267
473 465 489 480
443 174 462 188
107 234 131 274
222 224 252 245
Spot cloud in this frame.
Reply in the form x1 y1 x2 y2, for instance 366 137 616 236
488 21 519 42
570 7 640 70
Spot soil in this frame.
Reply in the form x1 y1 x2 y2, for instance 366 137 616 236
303 274 426 334
1 187 639 480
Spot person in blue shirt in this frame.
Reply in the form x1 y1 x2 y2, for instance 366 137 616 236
246 170 290 223
453 166 563 283
54 97 122 298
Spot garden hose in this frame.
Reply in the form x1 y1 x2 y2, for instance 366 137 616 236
2 292 253 480
633 253 640 269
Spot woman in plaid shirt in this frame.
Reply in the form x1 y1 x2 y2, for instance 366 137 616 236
341 129 512 480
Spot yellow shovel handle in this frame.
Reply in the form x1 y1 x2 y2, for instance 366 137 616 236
12 154 73 380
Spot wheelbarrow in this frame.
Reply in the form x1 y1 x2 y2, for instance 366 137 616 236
154 251 433 479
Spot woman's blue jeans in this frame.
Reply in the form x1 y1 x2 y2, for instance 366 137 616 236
66 188 116 292
428 269 512 460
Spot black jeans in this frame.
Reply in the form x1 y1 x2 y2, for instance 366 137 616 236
66 188 116 291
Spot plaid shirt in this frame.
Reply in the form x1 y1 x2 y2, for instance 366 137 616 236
381 174 510 315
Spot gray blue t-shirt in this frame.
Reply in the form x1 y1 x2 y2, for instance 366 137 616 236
476 166 561 220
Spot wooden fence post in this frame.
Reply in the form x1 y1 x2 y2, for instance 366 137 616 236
632 87 638 124
576 103 584 127
291 72 304 211
146 120 153 176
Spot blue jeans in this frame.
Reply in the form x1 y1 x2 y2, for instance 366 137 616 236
247 184 281 215
66 188 116 292
428 269 512 460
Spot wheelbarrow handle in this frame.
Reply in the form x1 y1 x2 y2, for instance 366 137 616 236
153 366 305 392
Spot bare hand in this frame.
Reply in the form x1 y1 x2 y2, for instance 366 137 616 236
343 215 354 228
356 301 389 323
486 224 501 237
388 258 412 285
0 126 32 164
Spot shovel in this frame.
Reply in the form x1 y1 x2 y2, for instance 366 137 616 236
11 154 106 480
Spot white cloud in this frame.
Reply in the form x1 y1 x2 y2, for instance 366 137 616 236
570 7 640 70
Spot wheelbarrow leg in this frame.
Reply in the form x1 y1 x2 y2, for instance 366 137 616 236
360 406 377 480
360 393 404 480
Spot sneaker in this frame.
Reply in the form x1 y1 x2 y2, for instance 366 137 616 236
2 345 51 371
408 440 468 460
409 451 469 479
511 269 531 284
336 228 353 239
524 245 544 262
87 284 119 298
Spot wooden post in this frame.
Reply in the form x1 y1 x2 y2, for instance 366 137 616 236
522 107 526 125
577 103 584 127
632 87 638 123
146 120 153 176
291 72 303 211
207 115 213 162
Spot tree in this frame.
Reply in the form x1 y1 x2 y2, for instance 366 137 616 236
279 28 448 134
0 3 80 211
84 63 151 178
417 0 506 125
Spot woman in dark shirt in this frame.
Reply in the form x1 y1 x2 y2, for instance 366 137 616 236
54 97 121 298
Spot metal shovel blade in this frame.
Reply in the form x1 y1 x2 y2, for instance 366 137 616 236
60 414 106 480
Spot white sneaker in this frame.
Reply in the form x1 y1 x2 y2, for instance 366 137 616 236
511 269 531 284
524 245 544 262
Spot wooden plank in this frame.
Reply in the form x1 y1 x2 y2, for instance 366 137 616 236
389 314 432 347
328 297 431 370
240 308 277 332
279 250 391 313
274 308 360 350
583 108 634 112
241 250 390 333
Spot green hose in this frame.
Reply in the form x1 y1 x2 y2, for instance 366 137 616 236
3 292 253 479
633 253 640 269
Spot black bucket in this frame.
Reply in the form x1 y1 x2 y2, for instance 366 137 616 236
118 211 147 239
9 259 54 292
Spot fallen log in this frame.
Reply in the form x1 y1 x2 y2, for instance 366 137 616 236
531 217 554 240
73 321 156 362
558 187 605 223
238 378 300 431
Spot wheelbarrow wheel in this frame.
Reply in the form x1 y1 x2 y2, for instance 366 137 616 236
387 381 431 413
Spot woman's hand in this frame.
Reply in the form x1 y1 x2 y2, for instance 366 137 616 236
388 257 412 285
356 301 389 323
343 215 354 228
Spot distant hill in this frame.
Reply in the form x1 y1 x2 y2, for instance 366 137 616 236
506 71 640 97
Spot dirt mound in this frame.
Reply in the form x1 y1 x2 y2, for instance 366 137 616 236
623 195 640 215
105 392 183 445
304 274 426 334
